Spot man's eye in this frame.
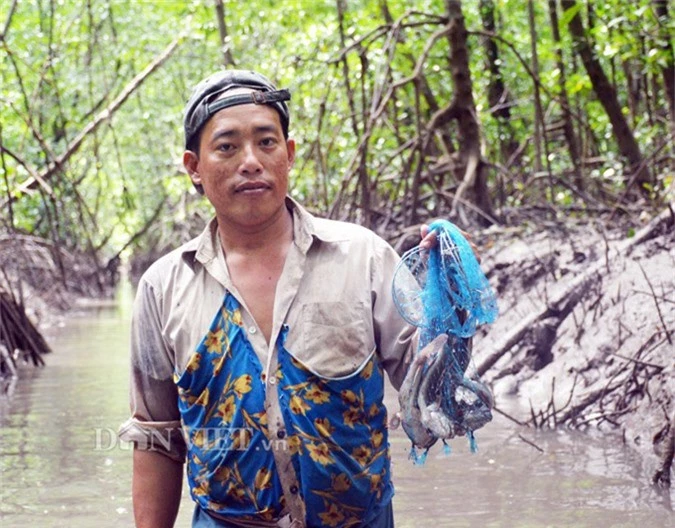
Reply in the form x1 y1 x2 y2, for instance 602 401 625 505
218 143 233 152
260 138 277 147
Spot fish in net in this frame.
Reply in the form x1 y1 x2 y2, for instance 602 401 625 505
392 220 498 463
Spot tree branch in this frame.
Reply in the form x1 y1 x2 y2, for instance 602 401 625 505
3 34 182 207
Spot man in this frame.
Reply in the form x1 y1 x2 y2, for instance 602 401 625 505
119 70 437 528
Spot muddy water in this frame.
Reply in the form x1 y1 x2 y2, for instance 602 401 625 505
0 288 672 528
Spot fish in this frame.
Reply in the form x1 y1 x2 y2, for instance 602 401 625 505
420 335 493 437
396 334 447 450
396 332 493 451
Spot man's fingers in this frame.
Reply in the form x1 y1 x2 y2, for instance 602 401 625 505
419 223 481 262
468 239 481 263
419 224 436 249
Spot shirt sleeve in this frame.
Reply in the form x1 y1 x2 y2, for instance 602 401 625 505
371 237 419 391
118 274 186 463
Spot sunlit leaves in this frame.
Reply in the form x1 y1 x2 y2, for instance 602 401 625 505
2 0 672 256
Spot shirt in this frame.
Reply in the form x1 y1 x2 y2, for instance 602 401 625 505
119 197 418 525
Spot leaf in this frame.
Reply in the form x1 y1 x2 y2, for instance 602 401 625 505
560 3 582 27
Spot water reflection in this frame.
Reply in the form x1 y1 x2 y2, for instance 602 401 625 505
0 295 672 527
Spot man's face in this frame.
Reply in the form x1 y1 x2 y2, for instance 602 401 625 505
184 99 295 231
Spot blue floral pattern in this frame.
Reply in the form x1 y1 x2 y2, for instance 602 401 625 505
174 293 392 526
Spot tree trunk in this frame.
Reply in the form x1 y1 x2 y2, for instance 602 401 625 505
335 0 371 226
561 0 650 191
445 0 494 226
527 0 544 175
479 0 518 164
214 0 235 67
653 0 675 133
547 0 583 189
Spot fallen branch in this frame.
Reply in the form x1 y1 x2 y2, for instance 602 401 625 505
637 261 673 346
517 433 544 453
477 203 675 376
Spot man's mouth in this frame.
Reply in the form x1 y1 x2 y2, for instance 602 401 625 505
235 181 270 193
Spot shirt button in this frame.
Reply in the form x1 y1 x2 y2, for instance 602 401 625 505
248 326 257 334
269 376 276 385
277 429 286 439
290 484 298 494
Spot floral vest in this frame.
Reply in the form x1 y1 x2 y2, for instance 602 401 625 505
175 293 393 527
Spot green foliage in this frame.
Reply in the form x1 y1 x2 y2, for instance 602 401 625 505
1 0 672 261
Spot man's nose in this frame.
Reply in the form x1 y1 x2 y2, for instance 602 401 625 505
240 143 263 174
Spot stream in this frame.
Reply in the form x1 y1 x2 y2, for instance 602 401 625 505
0 284 672 527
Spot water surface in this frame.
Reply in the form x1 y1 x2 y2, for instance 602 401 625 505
1 294 672 527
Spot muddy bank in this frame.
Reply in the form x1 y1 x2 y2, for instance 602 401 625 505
472 205 674 489
0 234 117 390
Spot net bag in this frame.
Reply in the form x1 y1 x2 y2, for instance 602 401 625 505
392 220 498 461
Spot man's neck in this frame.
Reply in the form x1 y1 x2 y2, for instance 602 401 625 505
217 205 293 255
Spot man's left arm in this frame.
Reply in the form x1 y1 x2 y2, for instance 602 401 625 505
370 238 419 390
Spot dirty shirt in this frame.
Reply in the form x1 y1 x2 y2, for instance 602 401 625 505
119 198 417 527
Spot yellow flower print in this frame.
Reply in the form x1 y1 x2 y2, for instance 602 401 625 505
185 352 202 374
371 430 383 449
195 388 210 407
258 509 276 522
214 465 231 483
305 384 330 404
352 445 372 466
192 479 210 497
179 389 198 405
370 472 383 497
231 308 243 326
233 374 253 398
331 473 351 493
318 503 345 527
191 429 207 449
343 407 361 428
361 360 373 379
226 482 247 502
290 355 306 370
204 328 225 354
368 402 380 417
212 351 228 377
191 452 203 466
314 417 334 438
307 442 334 465
254 467 273 491
287 434 303 455
340 389 359 405
207 500 223 511
289 395 311 415
218 394 236 423
231 428 252 451
255 411 268 426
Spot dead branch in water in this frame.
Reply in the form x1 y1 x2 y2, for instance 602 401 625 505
517 433 544 453
0 283 51 391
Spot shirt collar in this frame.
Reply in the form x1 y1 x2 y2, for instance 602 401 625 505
179 196 331 269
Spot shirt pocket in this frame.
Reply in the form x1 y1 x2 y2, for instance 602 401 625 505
300 301 373 379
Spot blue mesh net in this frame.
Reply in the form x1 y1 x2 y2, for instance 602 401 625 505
392 220 498 459
394 220 497 345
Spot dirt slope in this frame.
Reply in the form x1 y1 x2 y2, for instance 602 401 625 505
472 205 674 488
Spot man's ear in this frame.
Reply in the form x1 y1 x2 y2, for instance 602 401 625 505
286 138 296 168
183 150 201 186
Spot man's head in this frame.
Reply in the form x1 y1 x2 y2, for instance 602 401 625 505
182 70 295 230
183 70 291 154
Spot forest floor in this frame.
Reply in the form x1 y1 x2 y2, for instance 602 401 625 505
1 203 673 489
